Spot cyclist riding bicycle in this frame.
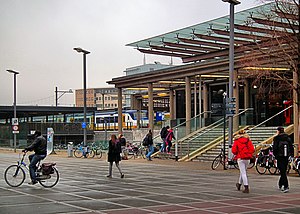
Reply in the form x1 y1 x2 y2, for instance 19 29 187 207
22 130 47 185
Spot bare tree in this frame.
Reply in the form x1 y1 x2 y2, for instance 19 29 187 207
238 0 299 153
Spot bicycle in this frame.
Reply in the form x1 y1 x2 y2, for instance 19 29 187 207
287 156 300 176
211 148 239 170
211 148 255 170
255 146 278 175
123 143 146 159
90 142 103 159
74 142 95 158
4 152 59 188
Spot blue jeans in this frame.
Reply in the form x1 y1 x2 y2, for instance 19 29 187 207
29 154 46 182
146 145 154 160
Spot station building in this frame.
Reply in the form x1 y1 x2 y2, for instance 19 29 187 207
107 2 298 149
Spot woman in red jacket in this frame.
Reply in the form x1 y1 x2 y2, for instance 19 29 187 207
232 129 255 193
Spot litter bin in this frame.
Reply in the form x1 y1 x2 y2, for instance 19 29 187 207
67 142 73 157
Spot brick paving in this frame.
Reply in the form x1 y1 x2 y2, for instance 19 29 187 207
0 150 300 214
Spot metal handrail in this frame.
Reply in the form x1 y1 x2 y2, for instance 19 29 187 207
152 111 212 140
247 105 293 133
185 108 253 143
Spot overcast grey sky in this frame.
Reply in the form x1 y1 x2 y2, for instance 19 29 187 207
0 0 262 106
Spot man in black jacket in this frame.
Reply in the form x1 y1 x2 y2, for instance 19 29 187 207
23 131 47 185
273 126 294 193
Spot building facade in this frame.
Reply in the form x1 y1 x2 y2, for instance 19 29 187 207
75 87 125 110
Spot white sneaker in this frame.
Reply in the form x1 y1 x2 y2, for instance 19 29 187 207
282 187 289 193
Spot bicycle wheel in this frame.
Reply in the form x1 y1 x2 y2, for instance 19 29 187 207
87 150 95 158
38 168 59 188
141 149 146 159
247 161 255 169
95 149 103 159
211 155 222 170
4 165 26 187
126 149 135 159
268 166 278 174
255 160 267 175
74 148 83 158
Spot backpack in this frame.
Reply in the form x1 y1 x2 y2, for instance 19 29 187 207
160 127 168 138
277 140 290 157
142 135 149 146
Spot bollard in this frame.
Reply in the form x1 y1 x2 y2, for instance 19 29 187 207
67 142 73 157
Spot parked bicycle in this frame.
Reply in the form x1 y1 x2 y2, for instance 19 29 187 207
211 148 239 170
287 156 300 176
73 142 95 158
4 152 59 188
123 142 146 159
90 142 103 159
211 148 255 170
255 145 278 175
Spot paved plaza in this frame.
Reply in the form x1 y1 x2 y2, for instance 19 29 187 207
1 150 300 214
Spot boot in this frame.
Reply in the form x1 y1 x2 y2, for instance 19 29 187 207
243 185 249 193
236 183 241 191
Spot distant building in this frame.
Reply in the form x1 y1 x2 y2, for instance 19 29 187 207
123 62 174 108
75 87 125 110
124 62 173 76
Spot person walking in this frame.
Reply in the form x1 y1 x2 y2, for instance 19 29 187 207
165 127 176 154
107 134 124 178
160 126 169 152
145 130 154 161
273 126 294 193
23 130 47 185
118 134 128 160
232 129 255 193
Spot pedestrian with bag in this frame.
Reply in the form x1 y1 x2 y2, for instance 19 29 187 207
273 126 294 193
165 127 175 154
232 129 255 193
160 126 169 152
107 134 124 178
144 130 154 161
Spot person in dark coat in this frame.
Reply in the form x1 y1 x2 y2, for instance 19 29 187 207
23 130 47 185
107 134 124 178
273 126 294 193
145 130 154 161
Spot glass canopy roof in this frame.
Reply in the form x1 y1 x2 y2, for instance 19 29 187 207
127 3 273 49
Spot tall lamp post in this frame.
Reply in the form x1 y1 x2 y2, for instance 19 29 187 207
73 47 90 153
7 69 19 153
222 0 240 157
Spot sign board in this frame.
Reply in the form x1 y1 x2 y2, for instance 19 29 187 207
81 122 86 129
47 128 54 155
12 118 19 125
12 125 19 134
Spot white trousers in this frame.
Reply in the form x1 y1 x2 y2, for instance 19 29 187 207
237 159 250 186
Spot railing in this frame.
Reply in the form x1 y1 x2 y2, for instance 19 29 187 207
152 111 212 144
247 105 293 133
180 108 254 159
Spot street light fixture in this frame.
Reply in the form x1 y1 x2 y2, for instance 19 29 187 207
7 69 19 153
222 0 240 5
222 0 240 161
73 47 90 154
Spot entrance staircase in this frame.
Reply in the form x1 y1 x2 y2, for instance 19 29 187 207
154 125 293 162
152 106 293 162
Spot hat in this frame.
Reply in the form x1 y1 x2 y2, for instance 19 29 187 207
277 126 284 131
